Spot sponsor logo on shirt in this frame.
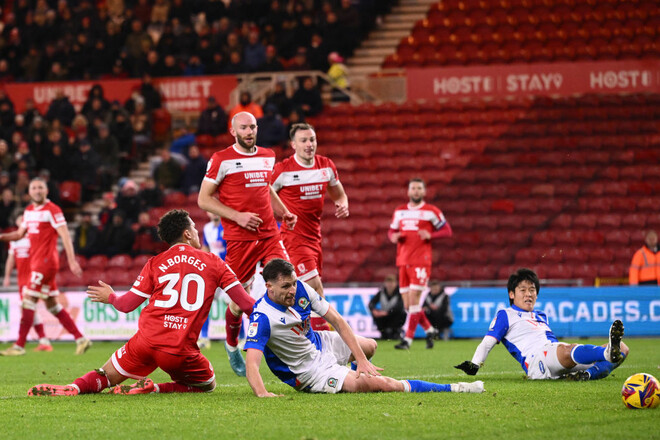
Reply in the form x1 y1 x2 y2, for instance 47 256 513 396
298 297 309 309
247 322 259 337
327 378 338 388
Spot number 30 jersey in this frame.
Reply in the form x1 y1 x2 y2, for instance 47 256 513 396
130 243 241 355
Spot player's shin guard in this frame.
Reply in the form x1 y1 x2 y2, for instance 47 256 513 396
16 306 36 348
570 344 606 364
225 307 242 348
400 380 451 393
155 382 208 393
73 369 111 394
49 305 83 340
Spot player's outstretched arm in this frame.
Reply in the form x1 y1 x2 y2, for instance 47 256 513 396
454 335 497 376
0 226 27 243
3 252 15 287
323 306 383 377
246 348 283 398
87 281 146 313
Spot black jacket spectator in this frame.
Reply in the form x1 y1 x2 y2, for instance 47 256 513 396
180 146 207 195
138 177 164 210
291 77 323 117
74 212 100 258
256 104 287 148
115 180 142 224
197 97 227 136
99 210 135 257
46 91 76 127
368 277 406 340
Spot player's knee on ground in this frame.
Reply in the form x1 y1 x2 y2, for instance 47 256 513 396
344 374 402 393
361 338 378 358
195 380 216 392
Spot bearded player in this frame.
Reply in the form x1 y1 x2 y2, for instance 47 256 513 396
198 111 296 376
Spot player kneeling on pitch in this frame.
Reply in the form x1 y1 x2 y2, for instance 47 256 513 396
245 258 484 396
455 268 628 381
28 210 255 396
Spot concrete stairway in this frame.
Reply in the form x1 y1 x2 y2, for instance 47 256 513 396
348 0 436 76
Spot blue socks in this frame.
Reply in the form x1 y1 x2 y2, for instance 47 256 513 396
404 380 451 393
585 352 627 380
570 345 606 364
200 316 210 338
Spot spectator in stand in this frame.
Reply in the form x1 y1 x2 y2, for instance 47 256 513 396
99 210 135 257
0 141 13 171
423 280 454 342
170 126 196 157
162 54 183 77
256 104 287 148
286 47 312 72
129 97 152 159
286 107 306 135
109 106 135 176
82 85 111 118
0 96 16 142
73 211 100 258
11 141 37 178
264 82 292 118
153 148 183 192
228 91 263 130
46 90 76 127
115 179 142 224
197 96 228 137
259 45 284 72
292 77 323 117
180 145 207 195
25 116 48 165
14 171 32 208
369 274 406 340
132 210 164 256
327 51 350 101
68 139 101 203
124 19 152 69
93 123 120 192
0 187 17 230
244 29 266 72
43 144 69 184
139 74 163 111
22 98 42 128
224 51 247 74
138 177 164 211
206 52 227 74
629 230 659 286
37 169 60 206
183 55 205 76
308 33 330 72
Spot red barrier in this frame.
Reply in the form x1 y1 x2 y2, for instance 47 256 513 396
4 74 238 114
407 60 660 100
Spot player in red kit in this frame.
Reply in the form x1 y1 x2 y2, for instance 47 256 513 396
198 111 296 376
271 123 349 329
0 178 90 356
3 215 52 351
27 209 256 396
389 178 452 350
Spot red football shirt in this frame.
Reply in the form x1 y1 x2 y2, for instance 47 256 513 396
8 237 31 287
390 202 447 267
204 145 278 241
271 154 339 242
21 200 66 270
130 243 241 355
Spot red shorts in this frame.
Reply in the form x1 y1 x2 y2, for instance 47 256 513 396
283 235 322 282
226 235 290 285
111 333 214 385
24 264 59 299
398 265 430 293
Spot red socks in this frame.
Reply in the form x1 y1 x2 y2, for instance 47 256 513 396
54 309 83 339
16 308 35 348
73 370 111 394
34 323 46 339
225 307 242 347
418 312 432 331
405 312 422 339
156 382 206 393
310 316 330 331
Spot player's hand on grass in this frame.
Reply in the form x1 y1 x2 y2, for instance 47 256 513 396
235 212 263 231
257 392 284 398
454 361 480 376
87 280 115 304
70 260 83 277
282 212 297 229
355 359 384 378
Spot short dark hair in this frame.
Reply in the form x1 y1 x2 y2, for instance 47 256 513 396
289 122 315 140
262 258 295 283
157 209 191 245
408 177 425 187
507 268 540 305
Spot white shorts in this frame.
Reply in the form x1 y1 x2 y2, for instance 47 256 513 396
525 342 571 380
295 331 352 394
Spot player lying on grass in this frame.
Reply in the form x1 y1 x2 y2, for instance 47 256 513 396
245 258 485 396
455 268 628 381
28 209 255 396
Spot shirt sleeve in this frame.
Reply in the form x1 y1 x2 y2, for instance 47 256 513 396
270 162 283 190
49 204 67 229
302 281 330 316
129 259 155 299
203 153 224 185
485 309 509 342
244 311 271 352
328 158 339 187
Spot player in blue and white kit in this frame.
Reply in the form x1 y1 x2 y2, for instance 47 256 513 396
198 212 227 349
455 268 629 381
244 259 485 396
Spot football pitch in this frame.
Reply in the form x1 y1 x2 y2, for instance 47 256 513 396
1 338 658 440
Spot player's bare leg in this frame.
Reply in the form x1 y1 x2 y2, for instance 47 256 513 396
29 358 126 396
341 373 484 394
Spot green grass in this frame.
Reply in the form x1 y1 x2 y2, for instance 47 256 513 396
1 338 659 440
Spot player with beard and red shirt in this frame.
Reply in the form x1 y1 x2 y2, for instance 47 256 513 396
3 215 52 351
198 111 297 376
0 178 90 356
389 178 452 350
27 209 256 396
271 123 349 330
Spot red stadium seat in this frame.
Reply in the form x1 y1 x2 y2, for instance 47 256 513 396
87 255 109 269
108 254 133 269
59 181 82 206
